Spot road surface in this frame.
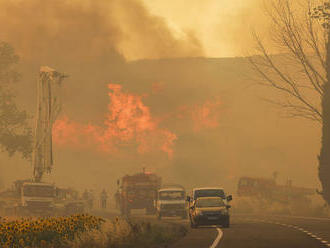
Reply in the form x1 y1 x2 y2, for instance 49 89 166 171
96 210 329 247
169 214 330 248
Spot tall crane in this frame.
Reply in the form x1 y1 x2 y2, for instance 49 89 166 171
32 66 66 182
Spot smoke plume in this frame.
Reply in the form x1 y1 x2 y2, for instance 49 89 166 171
0 0 204 62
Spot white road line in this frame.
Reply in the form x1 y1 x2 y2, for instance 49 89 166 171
209 227 223 248
259 219 330 247
272 215 330 222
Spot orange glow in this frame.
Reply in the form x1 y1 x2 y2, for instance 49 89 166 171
53 84 222 159
191 98 222 131
53 84 177 158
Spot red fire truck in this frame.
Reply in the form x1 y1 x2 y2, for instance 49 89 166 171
237 177 315 204
115 170 161 215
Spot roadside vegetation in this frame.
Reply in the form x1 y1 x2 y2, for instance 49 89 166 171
66 217 187 248
233 196 330 217
0 214 104 248
0 214 186 248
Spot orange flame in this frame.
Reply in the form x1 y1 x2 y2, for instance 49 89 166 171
53 84 177 158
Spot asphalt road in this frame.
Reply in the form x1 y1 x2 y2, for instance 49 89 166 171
95 210 330 248
168 214 330 248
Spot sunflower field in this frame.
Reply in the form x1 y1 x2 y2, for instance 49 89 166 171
0 214 104 248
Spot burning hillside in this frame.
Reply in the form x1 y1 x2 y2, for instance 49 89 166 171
53 83 222 159
53 84 177 158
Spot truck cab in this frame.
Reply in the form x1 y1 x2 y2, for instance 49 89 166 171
116 171 161 216
20 182 56 216
156 186 187 220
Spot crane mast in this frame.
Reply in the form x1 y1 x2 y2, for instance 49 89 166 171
32 66 66 182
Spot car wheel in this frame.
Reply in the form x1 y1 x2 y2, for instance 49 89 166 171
223 216 230 228
190 220 198 229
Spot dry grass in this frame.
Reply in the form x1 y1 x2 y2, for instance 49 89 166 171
66 217 187 248
0 214 186 248
232 196 330 217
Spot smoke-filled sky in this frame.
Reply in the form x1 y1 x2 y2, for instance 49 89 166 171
0 0 322 196
143 0 267 57
0 0 268 60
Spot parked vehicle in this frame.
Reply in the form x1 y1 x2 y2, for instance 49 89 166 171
0 180 56 216
237 176 315 204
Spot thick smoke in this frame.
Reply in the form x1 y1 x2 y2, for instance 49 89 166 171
0 0 322 199
0 0 204 62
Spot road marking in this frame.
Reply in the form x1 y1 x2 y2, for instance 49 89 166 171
209 227 223 248
272 215 330 222
256 218 330 247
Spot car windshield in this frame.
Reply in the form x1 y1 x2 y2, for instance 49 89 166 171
194 189 225 199
23 185 55 197
159 191 184 200
196 198 225 208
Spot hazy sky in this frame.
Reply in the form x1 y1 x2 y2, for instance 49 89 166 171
142 0 264 57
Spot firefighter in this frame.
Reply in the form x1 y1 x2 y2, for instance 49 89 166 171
100 189 108 209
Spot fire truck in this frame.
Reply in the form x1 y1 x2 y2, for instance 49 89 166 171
0 180 56 216
0 67 67 217
116 170 161 215
237 176 315 204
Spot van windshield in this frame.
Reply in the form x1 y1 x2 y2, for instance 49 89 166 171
194 189 225 199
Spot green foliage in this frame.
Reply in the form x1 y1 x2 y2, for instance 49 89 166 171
0 41 32 160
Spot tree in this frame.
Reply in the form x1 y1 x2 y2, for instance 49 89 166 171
0 41 32 159
248 0 330 204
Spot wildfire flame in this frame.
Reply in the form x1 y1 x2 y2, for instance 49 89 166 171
53 84 222 159
53 84 177 158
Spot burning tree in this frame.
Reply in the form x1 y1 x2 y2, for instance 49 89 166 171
249 0 330 205
0 41 32 159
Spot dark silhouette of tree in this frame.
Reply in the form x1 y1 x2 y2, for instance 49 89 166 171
249 0 330 205
0 41 32 159
311 1 330 206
